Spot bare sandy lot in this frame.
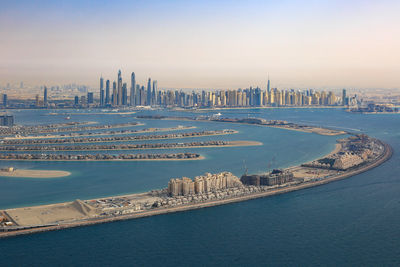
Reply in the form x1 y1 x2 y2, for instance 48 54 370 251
4 200 98 225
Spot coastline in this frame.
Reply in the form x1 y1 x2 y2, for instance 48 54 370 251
0 140 262 152
1 130 239 145
2 125 199 140
0 156 205 162
0 138 392 239
0 169 71 178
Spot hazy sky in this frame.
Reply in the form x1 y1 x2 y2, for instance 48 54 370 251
1 0 399 89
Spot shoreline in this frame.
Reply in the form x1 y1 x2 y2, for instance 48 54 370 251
2 125 200 140
0 140 262 152
1 130 239 145
0 156 205 162
0 138 392 238
0 169 71 178
139 116 347 136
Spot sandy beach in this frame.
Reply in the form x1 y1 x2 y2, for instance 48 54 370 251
0 156 205 162
0 169 71 178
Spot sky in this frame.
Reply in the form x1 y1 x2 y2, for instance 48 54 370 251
0 0 399 89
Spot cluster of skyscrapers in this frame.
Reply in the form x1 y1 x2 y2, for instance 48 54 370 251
99 70 158 107
98 71 351 108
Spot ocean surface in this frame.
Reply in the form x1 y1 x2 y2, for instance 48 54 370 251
0 108 399 266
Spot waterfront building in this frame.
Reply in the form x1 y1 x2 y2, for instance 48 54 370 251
122 83 128 105
2 94 7 107
147 78 152 105
112 81 117 106
152 80 158 105
240 169 294 186
99 76 104 106
43 86 48 107
105 80 110 105
87 92 94 104
117 70 122 105
168 172 242 196
130 72 136 106
0 114 14 126
74 96 79 106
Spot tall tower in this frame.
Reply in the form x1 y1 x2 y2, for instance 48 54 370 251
100 76 104 106
130 72 136 106
152 80 158 105
122 83 127 105
342 89 347 106
267 75 271 93
112 81 117 106
117 70 122 105
43 86 48 107
105 80 110 105
147 78 152 106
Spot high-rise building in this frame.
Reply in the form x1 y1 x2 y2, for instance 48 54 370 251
342 89 347 106
267 76 271 93
100 76 104 106
43 86 48 106
105 80 110 105
87 92 94 104
130 72 136 106
2 94 7 107
112 81 117 106
152 80 158 105
117 70 122 105
122 83 127 105
147 78 152 105
74 96 79 106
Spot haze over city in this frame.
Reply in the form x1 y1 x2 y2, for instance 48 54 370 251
1 0 399 89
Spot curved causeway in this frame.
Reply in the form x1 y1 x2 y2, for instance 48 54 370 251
0 130 392 238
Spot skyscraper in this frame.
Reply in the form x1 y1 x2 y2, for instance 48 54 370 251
100 76 104 106
87 92 94 104
342 89 347 106
152 80 158 105
43 86 48 106
2 94 7 107
117 70 122 105
147 78 152 105
105 80 110 105
130 72 136 106
122 83 127 105
267 76 271 93
112 81 117 106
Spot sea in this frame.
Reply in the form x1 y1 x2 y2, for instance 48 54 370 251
0 108 399 266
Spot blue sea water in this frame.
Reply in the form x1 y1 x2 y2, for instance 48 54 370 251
0 108 399 266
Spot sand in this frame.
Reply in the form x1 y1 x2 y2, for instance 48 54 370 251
0 169 71 178
4 200 98 226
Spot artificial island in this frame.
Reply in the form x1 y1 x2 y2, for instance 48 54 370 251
0 116 392 238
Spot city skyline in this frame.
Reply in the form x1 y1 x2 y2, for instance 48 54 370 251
1 0 400 89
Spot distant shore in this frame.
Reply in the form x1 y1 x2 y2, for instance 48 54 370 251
0 169 71 178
